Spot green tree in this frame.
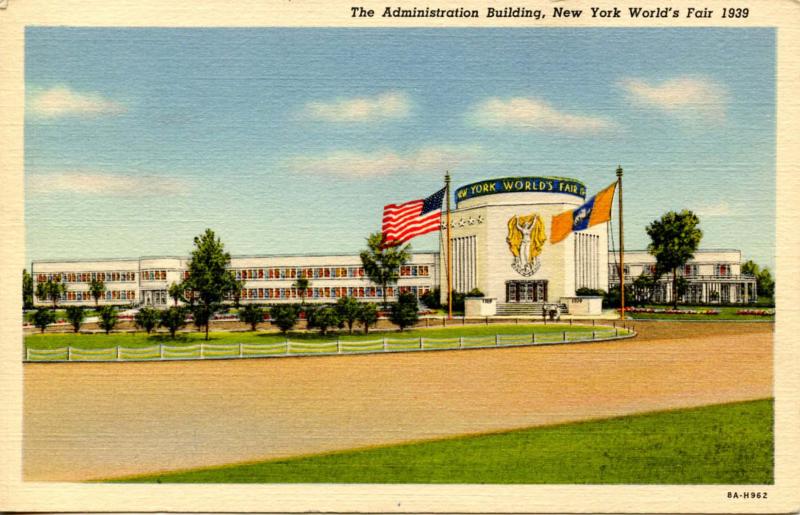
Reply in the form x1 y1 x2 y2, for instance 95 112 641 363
89 278 106 307
183 229 237 340
22 269 34 309
168 281 184 306
97 306 118 335
238 304 266 331
756 268 775 300
230 275 246 308
646 210 703 308
293 277 310 305
389 292 419 331
32 307 56 333
134 307 160 334
37 279 66 309
65 306 85 333
335 296 361 334
160 306 188 338
271 304 299 335
360 232 411 309
308 305 340 336
742 260 774 301
357 302 379 334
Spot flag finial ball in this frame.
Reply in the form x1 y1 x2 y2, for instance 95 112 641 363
616 165 623 178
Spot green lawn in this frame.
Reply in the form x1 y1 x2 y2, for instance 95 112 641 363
25 323 628 351
627 305 774 321
115 399 773 484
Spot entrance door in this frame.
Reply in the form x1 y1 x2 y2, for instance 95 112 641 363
506 280 548 303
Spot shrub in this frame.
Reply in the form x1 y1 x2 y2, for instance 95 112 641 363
97 306 118 335
389 292 419 331
32 307 56 333
160 306 188 338
134 307 160 334
358 302 379 334
238 304 267 331
308 306 340 336
271 304 299 334
335 296 361 334
419 287 441 310
65 306 85 333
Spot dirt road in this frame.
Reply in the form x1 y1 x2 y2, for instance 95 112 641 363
23 321 772 481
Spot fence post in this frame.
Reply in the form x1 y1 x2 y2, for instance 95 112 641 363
337 336 341 354
462 316 466 326
613 320 616 328
562 331 566 342
592 330 596 340
116 345 121 361
160 343 164 359
239 342 243 358
615 328 619 337
443 317 446 327
200 343 204 359
495 334 499 346
383 337 387 352
459 336 463 349
419 336 423 349
67 346 72 361
532 333 536 344
286 339 290 355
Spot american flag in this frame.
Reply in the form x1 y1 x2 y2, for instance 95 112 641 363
382 186 446 247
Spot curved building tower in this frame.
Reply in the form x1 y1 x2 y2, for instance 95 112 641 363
441 176 609 314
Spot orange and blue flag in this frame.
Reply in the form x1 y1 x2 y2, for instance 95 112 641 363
550 181 617 244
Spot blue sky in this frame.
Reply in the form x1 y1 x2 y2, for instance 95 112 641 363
25 28 775 268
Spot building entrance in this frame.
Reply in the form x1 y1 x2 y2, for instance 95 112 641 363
506 280 548 303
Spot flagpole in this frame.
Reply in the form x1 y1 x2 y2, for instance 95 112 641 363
445 172 453 320
616 165 625 320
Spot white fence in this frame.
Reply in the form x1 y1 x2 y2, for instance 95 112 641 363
25 328 634 363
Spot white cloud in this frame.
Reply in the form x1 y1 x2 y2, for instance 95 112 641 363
694 201 731 217
285 145 481 178
620 77 727 120
468 97 615 133
27 171 189 196
28 86 127 118
302 91 411 123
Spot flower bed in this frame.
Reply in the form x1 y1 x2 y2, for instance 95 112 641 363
623 307 719 315
736 309 774 316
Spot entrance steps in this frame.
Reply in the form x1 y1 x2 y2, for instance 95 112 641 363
496 302 569 316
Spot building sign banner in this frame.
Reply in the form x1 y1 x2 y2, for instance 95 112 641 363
456 176 586 205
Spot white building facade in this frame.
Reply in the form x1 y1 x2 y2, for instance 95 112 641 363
609 249 757 304
32 253 438 307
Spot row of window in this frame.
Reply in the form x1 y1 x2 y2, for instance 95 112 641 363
141 269 168 281
63 290 137 301
36 272 136 283
231 265 431 281
37 265 433 285
240 285 432 301
611 264 735 278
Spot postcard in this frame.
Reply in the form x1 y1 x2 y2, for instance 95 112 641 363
1 0 798 513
